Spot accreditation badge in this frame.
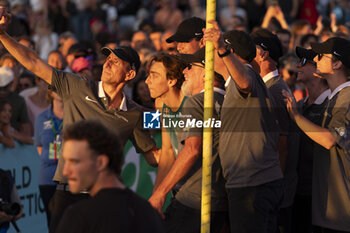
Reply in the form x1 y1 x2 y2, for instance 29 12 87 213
49 135 62 163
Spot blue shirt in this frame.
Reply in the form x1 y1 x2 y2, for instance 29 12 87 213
34 106 63 185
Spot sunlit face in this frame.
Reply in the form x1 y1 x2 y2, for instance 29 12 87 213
150 31 162 51
62 140 99 194
145 61 171 99
48 52 64 70
182 63 204 96
296 58 317 83
177 38 201 54
0 103 11 125
59 37 76 57
313 53 334 77
101 53 130 85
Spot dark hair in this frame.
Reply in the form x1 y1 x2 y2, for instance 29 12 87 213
276 29 291 37
19 72 36 85
63 120 124 176
279 53 298 69
147 53 186 89
332 55 350 77
0 99 10 112
300 34 319 48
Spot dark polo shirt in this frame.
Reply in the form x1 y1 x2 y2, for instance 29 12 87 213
219 65 282 188
175 88 228 212
263 71 291 135
51 69 155 183
312 83 350 231
297 90 330 196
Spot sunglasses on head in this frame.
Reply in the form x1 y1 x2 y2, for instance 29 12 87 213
187 63 204 70
300 57 316 67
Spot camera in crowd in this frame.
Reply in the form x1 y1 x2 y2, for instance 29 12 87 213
0 201 20 216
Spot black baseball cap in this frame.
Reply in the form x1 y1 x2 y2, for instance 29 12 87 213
180 47 205 66
101 46 141 73
223 30 256 63
250 29 283 63
310 37 350 68
295 46 317 61
180 47 225 86
166 17 205 43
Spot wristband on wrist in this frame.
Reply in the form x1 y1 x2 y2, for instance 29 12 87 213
217 45 232 58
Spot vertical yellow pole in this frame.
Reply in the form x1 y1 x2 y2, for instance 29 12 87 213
201 1 216 233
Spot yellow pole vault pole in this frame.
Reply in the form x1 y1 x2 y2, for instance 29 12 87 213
201 0 216 232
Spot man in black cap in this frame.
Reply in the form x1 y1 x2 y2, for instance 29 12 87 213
166 17 205 54
148 49 228 232
0 9 160 233
291 47 330 233
284 37 350 233
167 16 231 80
250 28 293 232
204 22 283 233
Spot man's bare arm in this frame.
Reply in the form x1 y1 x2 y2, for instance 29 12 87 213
149 137 202 216
143 146 160 167
153 127 176 191
284 90 336 149
203 20 252 92
0 10 53 84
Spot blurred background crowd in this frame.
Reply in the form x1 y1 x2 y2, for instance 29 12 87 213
1 0 350 139
1 0 350 229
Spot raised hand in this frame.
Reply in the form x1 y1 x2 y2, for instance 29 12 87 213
203 20 225 51
282 89 299 120
0 7 11 34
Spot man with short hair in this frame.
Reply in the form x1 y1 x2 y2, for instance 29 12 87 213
145 53 187 191
284 37 350 233
148 49 228 232
166 16 230 80
55 120 165 233
0 9 159 233
251 29 291 172
250 28 292 233
204 22 283 233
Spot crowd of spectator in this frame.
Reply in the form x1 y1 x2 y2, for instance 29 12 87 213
1 0 350 232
